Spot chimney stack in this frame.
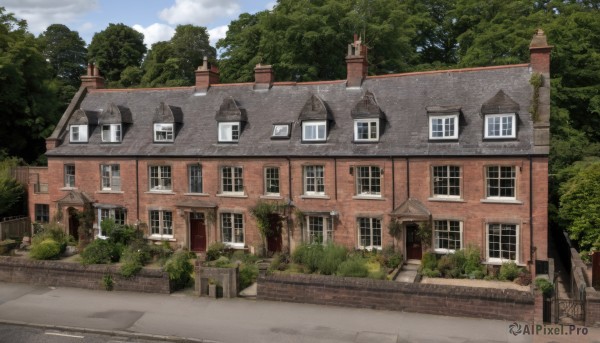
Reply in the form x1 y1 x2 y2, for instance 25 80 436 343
529 28 553 153
81 63 105 89
254 64 274 90
195 56 220 93
529 29 553 76
346 35 368 88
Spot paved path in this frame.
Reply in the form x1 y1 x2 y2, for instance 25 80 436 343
0 282 598 343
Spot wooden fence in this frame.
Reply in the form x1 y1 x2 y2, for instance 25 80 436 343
0 216 30 240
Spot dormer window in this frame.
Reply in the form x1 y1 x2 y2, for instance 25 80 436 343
70 125 88 143
154 123 174 142
429 114 458 140
302 121 327 142
354 119 379 142
218 122 240 142
271 124 291 139
484 113 516 139
102 124 122 142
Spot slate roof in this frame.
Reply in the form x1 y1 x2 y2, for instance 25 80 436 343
48 64 537 158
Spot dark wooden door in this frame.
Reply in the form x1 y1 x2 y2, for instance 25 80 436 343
266 214 282 254
68 211 79 241
406 224 422 260
190 214 206 252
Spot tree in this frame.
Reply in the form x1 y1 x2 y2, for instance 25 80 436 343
0 7 61 162
559 159 600 253
169 25 216 84
37 24 87 88
87 23 146 85
0 157 25 218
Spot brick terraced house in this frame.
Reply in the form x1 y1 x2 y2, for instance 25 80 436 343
27 30 552 272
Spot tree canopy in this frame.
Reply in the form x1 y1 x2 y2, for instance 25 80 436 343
87 23 147 85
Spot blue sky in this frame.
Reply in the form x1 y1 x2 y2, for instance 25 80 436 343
3 0 275 48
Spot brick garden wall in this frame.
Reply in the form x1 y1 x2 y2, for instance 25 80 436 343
0 257 170 294
258 273 535 322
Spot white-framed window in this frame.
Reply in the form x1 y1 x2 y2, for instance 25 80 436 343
101 124 122 142
355 166 381 196
188 165 202 193
64 164 75 188
69 125 88 143
264 167 280 195
432 165 461 198
487 223 518 263
354 119 379 142
218 122 240 142
34 204 49 223
100 164 121 191
358 217 381 250
154 123 174 142
221 166 244 194
98 208 126 237
221 212 244 247
302 121 327 142
150 210 173 237
484 113 516 139
429 115 458 139
486 166 516 199
303 165 325 195
149 165 172 191
434 220 463 253
306 215 333 244
271 124 291 139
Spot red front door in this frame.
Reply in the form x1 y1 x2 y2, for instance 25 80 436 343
190 213 206 252
406 224 422 260
266 214 282 254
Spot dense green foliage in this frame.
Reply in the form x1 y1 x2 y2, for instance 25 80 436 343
30 224 72 258
29 239 62 260
80 239 120 264
163 250 196 290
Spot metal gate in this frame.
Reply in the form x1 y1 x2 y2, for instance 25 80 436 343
554 281 585 324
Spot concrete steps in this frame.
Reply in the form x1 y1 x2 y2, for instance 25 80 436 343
394 260 420 283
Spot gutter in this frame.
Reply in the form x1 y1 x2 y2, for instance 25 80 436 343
529 155 534 271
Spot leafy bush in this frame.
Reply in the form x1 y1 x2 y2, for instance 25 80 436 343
231 250 259 264
29 239 62 260
436 255 454 277
421 252 437 271
163 250 195 290
421 268 441 278
119 249 144 277
368 269 387 280
318 244 347 275
206 241 227 261
214 256 233 268
498 261 522 281
382 245 403 269
269 253 290 272
104 220 142 246
535 277 555 297
150 241 174 265
337 256 369 277
32 224 71 255
291 243 324 273
463 245 482 275
80 239 120 264
239 263 258 290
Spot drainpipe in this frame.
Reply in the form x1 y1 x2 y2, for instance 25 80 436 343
286 156 292 253
391 156 395 211
334 157 338 200
406 157 410 198
529 155 535 273
135 157 140 223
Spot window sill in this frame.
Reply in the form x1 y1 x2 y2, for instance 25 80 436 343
223 243 245 249
260 195 283 200
428 197 465 203
217 193 248 198
434 248 458 254
352 195 385 201
184 192 210 197
483 260 525 267
357 246 382 251
148 236 176 242
97 190 124 194
145 191 176 195
480 199 523 205
60 187 77 191
300 195 330 200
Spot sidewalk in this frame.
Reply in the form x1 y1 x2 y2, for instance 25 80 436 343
0 281 598 343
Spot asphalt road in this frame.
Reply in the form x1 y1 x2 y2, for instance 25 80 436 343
0 281 598 343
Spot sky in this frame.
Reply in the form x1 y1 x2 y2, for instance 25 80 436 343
2 0 276 48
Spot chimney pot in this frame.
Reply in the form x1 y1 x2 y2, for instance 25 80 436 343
346 36 368 88
195 56 219 92
81 62 105 89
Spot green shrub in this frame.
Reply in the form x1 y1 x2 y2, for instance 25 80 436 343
29 239 62 260
469 269 485 279
119 249 144 277
421 252 437 271
102 274 114 291
318 243 347 275
80 239 120 264
32 224 70 255
150 241 174 265
421 268 441 278
448 250 467 276
535 277 555 297
291 243 309 264
368 269 387 280
206 241 227 261
382 245 403 269
337 256 369 278
214 256 233 268
463 246 482 275
239 263 259 290
498 261 521 281
437 255 454 277
230 250 259 264
291 243 324 273
163 250 195 290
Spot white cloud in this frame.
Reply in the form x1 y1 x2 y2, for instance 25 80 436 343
2 0 98 35
266 1 277 10
208 25 229 48
133 23 176 48
159 0 241 26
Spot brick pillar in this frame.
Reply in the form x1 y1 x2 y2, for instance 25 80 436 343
195 56 219 93
346 35 368 88
80 63 105 89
